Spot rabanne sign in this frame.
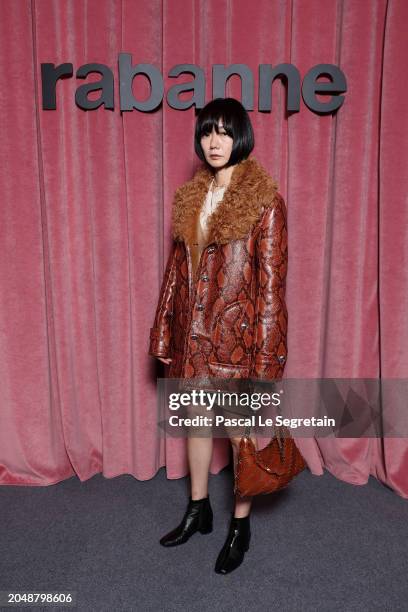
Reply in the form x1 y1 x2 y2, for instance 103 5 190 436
41 53 347 114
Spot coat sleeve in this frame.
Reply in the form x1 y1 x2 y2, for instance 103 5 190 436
251 192 288 380
148 241 178 359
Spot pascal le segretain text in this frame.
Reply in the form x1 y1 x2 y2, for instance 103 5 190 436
168 414 336 429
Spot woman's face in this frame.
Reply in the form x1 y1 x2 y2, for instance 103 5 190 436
200 118 234 169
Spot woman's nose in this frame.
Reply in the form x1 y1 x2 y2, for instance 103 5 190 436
210 131 220 148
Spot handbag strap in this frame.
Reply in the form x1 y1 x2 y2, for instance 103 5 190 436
243 421 285 456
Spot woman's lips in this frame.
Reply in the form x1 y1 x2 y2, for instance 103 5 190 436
210 154 222 158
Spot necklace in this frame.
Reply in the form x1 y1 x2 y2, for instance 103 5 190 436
211 177 228 190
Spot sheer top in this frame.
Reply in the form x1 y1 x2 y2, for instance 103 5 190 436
199 179 226 233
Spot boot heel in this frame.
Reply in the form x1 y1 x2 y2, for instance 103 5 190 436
199 522 213 534
242 532 251 551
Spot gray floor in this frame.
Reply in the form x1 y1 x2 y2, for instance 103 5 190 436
0 463 407 612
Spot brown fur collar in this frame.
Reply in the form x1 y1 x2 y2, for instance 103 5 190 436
171 155 279 246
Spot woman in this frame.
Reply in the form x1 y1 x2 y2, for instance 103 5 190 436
148 97 288 574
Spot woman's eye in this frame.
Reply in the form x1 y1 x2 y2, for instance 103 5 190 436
201 130 228 137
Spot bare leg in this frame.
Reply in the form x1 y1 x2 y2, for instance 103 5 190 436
185 399 213 500
159 428 213 547
230 434 258 518
187 436 213 500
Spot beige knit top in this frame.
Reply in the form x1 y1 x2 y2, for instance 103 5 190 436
199 179 226 233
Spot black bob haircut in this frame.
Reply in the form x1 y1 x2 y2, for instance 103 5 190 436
194 97 255 167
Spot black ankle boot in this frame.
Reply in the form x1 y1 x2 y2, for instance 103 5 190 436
214 513 251 574
159 495 213 547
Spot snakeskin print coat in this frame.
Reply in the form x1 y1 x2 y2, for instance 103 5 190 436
148 155 288 381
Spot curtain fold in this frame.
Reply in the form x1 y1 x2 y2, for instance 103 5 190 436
0 0 406 498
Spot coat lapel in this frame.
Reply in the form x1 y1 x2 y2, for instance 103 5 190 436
171 155 279 248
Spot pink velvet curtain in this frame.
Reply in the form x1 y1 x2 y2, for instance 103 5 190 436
0 0 407 498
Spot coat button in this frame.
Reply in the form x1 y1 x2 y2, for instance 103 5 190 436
278 355 286 364
207 246 216 253
240 322 248 329
196 304 204 311
191 333 198 340
201 274 209 281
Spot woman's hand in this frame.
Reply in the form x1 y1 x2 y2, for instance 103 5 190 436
158 357 172 365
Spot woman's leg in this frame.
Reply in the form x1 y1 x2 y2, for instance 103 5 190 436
185 399 214 499
213 431 256 573
187 436 213 499
159 407 213 547
229 434 258 517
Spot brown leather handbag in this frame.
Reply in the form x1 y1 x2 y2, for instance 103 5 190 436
234 423 307 497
